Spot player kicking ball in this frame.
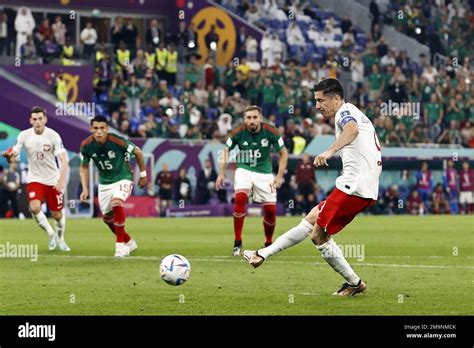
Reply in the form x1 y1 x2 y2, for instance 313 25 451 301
2 106 70 251
216 105 288 256
79 115 147 257
243 79 382 296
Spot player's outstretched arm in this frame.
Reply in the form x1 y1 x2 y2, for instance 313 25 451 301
133 147 148 188
79 163 89 202
273 148 288 189
215 146 229 190
314 121 359 167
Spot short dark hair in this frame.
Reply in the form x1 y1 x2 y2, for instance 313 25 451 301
30 106 46 116
313 78 344 99
243 105 262 116
90 115 108 126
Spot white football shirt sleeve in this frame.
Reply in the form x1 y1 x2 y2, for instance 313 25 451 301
52 132 67 156
12 131 25 153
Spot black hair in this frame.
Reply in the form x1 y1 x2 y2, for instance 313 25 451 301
90 115 108 126
30 106 46 116
313 78 344 99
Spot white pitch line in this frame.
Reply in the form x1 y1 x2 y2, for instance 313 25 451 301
34 254 474 269
209 255 474 259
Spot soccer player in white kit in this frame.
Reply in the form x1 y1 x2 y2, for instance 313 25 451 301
244 79 382 296
2 106 70 251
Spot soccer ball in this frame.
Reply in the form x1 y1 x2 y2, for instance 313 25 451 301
159 254 191 286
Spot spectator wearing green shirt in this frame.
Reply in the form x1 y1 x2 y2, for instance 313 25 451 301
223 61 236 95
261 77 277 118
108 77 126 112
143 112 158 137
277 85 294 127
424 93 444 142
374 117 388 144
244 71 260 105
184 55 201 87
363 46 380 75
124 75 143 119
368 64 383 102
445 96 464 124
408 124 427 144
140 78 159 110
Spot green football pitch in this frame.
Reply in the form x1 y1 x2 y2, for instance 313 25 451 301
0 216 472 315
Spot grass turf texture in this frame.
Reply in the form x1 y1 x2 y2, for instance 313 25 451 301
0 216 472 315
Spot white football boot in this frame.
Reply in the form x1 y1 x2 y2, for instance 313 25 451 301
48 233 58 251
114 242 130 257
57 239 71 251
125 239 138 254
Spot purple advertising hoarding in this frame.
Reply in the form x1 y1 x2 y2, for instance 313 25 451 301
182 1 264 67
3 65 93 103
0 0 176 13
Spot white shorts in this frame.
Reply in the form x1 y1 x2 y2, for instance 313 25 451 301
98 179 133 215
459 191 473 204
234 167 276 203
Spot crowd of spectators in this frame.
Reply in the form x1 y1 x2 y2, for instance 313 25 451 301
1 3 472 150
371 160 474 215
0 3 473 217
383 0 473 65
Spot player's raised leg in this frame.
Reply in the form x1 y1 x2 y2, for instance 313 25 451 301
243 205 317 267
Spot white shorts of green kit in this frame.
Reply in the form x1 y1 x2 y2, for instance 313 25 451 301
234 167 276 203
459 191 473 204
98 179 134 215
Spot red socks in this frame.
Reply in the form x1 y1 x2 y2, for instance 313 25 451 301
263 203 276 245
103 215 131 243
233 191 248 242
233 193 277 245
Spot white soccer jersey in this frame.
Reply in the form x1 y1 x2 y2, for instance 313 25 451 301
334 103 382 200
13 127 66 186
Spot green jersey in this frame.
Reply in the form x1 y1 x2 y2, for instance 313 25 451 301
80 134 137 184
225 123 285 174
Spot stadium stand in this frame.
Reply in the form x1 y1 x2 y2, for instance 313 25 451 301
0 0 472 217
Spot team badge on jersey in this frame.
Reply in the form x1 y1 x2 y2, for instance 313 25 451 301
43 144 51 152
261 139 269 147
108 150 116 159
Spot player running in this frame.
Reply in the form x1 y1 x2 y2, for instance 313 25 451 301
2 106 70 251
79 115 147 257
243 79 382 296
215 105 288 256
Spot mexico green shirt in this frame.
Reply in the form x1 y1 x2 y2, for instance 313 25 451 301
225 123 285 174
80 134 136 184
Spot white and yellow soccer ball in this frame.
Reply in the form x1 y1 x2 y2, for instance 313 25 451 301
159 254 191 286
